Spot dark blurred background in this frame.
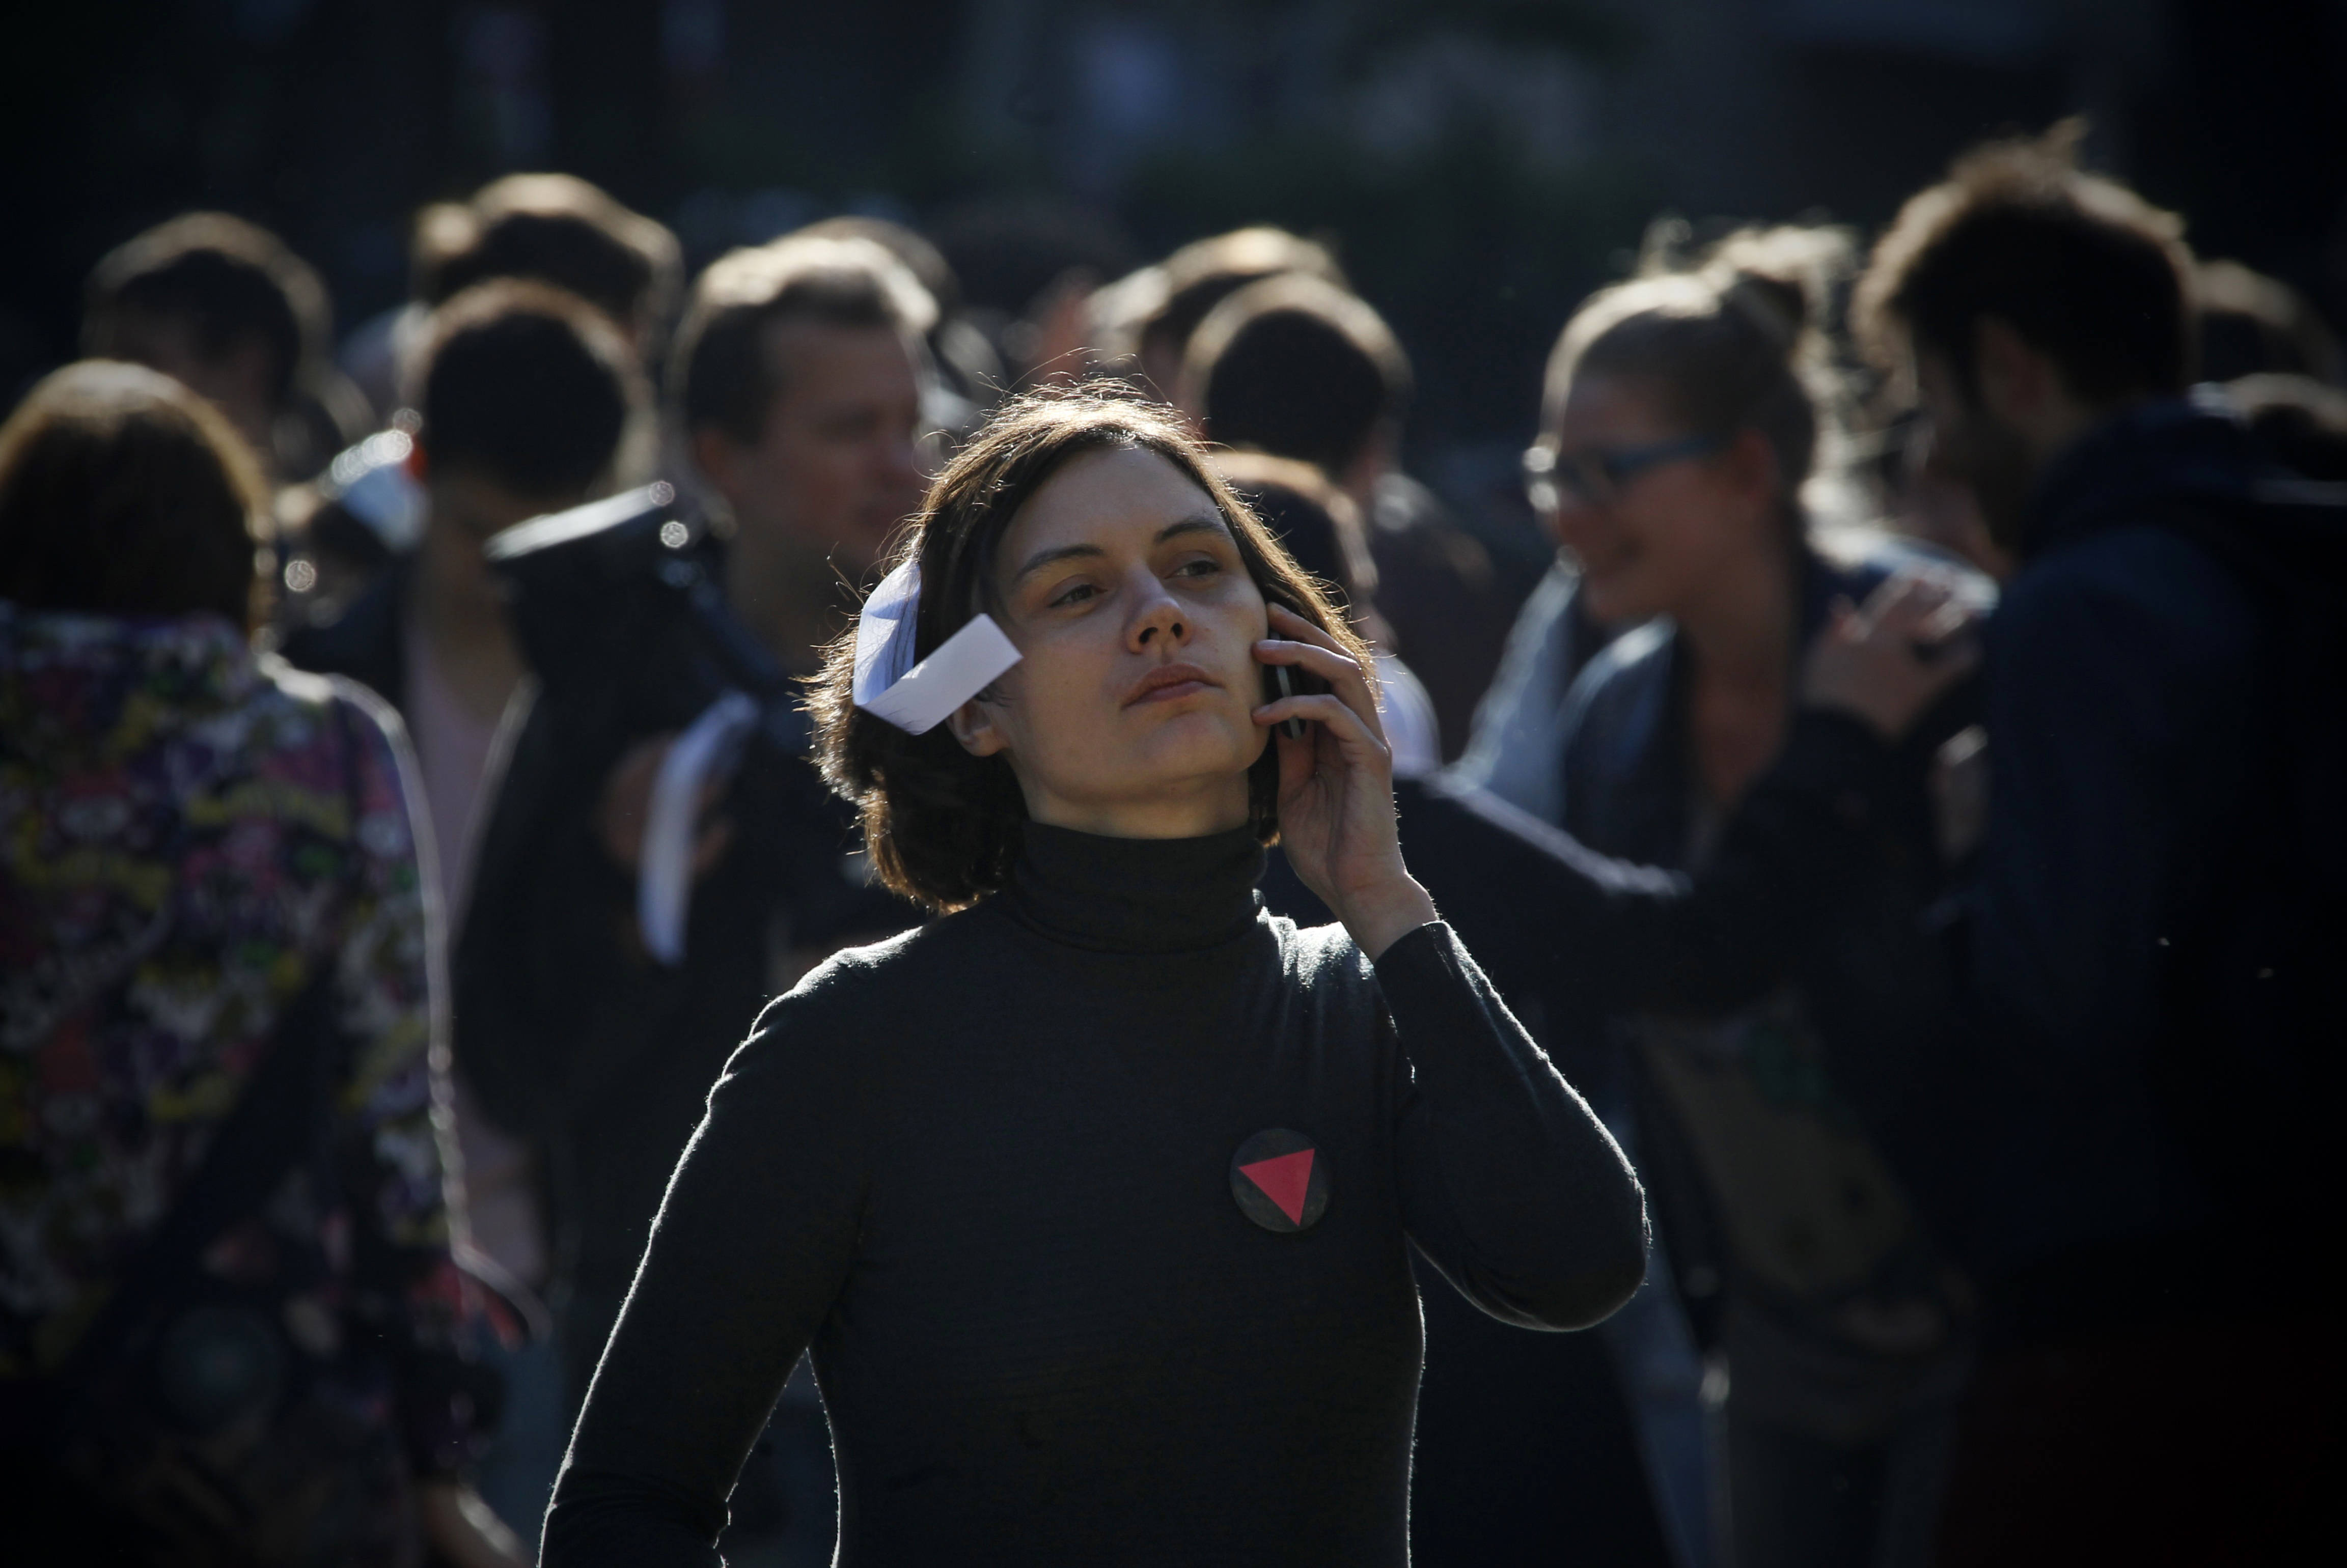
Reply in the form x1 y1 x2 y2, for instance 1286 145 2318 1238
8 0 2344 519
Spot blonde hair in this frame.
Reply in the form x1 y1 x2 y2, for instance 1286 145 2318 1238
1544 222 1856 513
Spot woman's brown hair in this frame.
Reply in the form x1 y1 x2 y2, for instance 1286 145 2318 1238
0 360 271 631
811 386 1367 912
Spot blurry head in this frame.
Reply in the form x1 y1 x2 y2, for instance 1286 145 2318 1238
1856 123 2195 550
795 215 962 321
1212 450 1380 628
410 281 649 545
1185 274 1411 493
1102 228 1345 397
83 212 329 467
813 389 1361 910
413 173 682 356
0 361 271 631
1532 225 1845 625
2197 260 2342 385
673 234 936 579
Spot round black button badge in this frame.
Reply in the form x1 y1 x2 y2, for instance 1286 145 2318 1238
1230 1128 1329 1233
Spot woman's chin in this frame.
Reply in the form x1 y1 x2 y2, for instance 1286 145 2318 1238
1123 709 1263 782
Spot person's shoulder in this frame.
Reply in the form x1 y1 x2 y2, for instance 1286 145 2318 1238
255 654 412 771
1262 912 1377 997
1555 617 1675 750
2003 520 2258 656
750 921 930 1022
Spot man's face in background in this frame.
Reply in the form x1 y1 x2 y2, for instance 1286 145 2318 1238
705 318 927 581
1914 345 2042 558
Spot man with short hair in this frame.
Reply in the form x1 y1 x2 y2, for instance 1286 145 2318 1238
84 211 358 480
413 173 683 363
668 232 934 673
286 278 649 1550
452 235 930 1560
1843 124 2339 1561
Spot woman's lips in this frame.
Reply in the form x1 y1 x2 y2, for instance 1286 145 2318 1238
1124 662 1220 707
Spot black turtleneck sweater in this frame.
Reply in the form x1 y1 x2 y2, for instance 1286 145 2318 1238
541 824 1646 1567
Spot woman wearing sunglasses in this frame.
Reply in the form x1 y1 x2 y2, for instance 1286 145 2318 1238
541 390 1647 1566
1471 228 1996 1568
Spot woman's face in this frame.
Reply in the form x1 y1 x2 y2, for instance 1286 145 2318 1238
1546 374 1773 626
949 444 1272 837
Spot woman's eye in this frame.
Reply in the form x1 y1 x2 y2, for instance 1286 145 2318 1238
1171 556 1221 580
1048 581 1099 608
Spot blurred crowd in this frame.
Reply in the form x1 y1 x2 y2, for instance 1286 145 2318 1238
3 115 2341 1567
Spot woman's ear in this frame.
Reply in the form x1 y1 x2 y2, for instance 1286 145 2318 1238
947 696 1008 758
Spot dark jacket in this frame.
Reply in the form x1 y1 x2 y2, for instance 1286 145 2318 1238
278 557 412 713
1548 537 1987 1367
1962 395 2293 1307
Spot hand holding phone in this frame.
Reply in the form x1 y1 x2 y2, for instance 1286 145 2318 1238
1263 659 1328 739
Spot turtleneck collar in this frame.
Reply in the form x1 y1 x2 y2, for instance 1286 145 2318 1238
995 820 1267 955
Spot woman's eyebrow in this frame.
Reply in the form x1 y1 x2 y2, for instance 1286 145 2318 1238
1156 513 1231 544
1009 514 1230 585
1009 542 1103 584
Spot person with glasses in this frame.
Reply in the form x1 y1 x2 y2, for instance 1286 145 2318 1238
1461 225 1997 1568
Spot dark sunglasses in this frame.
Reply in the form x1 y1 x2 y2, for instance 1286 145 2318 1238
1522 432 1730 511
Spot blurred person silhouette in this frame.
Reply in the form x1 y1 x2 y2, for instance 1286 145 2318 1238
284 279 652 1550
341 172 682 420
1210 451 1440 778
1183 272 1529 757
669 233 934 677
316 176 680 628
1844 123 2345 1563
0 361 521 1567
453 233 930 1563
1455 226 1994 1568
796 214 1005 434
1088 225 1346 398
1227 450 1678 1568
2194 258 2341 386
1454 284 1654 818
925 193 1139 388
82 211 370 487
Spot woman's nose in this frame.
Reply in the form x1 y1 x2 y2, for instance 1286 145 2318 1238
1130 583 1190 648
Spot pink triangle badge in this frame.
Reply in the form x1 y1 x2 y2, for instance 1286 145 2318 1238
1229 1129 1329 1233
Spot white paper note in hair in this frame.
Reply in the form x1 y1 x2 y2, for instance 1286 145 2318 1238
852 557 1023 735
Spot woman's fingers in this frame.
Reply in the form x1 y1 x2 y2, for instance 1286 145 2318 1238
1256 690 1388 757
1259 606 1384 737
1256 639 1385 735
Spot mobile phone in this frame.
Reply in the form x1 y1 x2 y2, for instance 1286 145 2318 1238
1264 661 1320 739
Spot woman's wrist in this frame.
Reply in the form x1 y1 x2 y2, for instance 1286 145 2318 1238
1329 872 1439 962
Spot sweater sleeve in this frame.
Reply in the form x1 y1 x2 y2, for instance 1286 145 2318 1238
540 968 875 1567
1376 923 1648 1331
1406 709 1913 1022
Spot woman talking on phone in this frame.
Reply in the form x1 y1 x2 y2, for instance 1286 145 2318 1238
541 390 1647 1565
